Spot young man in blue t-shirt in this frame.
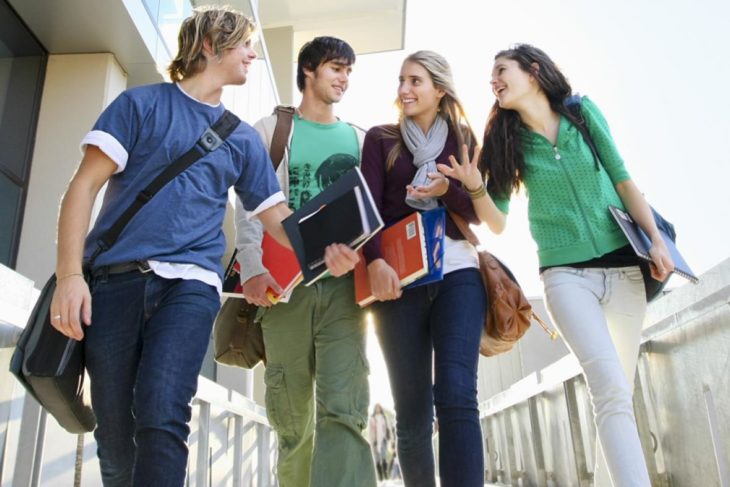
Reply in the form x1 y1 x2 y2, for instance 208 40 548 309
234 37 377 487
49 9 357 486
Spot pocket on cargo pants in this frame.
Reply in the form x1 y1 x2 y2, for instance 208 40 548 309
264 365 295 437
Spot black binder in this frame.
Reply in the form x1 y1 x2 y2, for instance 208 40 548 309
283 167 384 285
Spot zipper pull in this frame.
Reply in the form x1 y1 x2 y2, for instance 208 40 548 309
553 145 561 160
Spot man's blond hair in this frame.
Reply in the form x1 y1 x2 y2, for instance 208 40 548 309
167 6 256 82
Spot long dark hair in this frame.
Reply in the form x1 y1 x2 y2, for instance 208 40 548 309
483 44 582 198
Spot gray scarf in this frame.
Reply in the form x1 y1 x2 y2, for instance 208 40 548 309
401 116 448 210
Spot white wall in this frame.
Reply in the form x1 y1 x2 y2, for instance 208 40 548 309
16 53 127 286
263 26 294 106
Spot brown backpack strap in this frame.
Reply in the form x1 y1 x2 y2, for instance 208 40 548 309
270 105 296 170
446 209 480 248
447 208 558 341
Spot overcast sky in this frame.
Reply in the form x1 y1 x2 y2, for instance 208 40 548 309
337 0 730 298
331 0 730 409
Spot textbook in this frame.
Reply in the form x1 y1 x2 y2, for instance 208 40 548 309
222 232 303 303
354 207 446 307
354 212 428 307
283 167 384 285
608 205 698 283
405 207 446 289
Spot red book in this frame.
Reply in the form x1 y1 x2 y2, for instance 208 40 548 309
222 232 303 303
354 212 428 307
262 232 303 302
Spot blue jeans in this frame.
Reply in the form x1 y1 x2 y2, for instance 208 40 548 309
372 268 485 487
84 271 220 487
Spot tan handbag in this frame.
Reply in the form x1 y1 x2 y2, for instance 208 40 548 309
448 211 556 357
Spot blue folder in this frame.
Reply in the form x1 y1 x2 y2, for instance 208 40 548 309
405 207 446 289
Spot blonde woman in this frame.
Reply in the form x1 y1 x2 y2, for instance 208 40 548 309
361 51 485 487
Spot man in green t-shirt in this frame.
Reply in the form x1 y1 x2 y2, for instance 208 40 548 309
234 37 376 487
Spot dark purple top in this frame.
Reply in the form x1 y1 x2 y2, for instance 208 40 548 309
361 123 480 264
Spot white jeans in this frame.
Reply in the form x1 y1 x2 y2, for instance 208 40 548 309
541 266 650 487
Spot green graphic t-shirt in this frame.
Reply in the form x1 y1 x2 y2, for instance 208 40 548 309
288 115 359 210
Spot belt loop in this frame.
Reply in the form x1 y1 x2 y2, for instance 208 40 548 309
96 265 109 284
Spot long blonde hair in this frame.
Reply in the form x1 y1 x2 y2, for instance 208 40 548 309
385 50 475 170
167 6 256 82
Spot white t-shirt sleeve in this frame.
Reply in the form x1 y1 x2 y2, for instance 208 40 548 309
80 130 129 173
248 191 286 218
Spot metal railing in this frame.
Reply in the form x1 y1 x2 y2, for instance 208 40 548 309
478 258 730 486
0 368 277 487
0 264 278 487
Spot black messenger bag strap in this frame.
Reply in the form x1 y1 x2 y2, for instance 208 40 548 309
89 110 241 263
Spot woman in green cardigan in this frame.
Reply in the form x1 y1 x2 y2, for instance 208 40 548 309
440 44 673 486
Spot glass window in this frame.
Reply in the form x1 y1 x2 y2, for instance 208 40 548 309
0 0 46 268
0 172 22 265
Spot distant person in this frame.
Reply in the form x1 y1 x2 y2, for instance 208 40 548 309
368 403 393 481
48 9 355 486
361 50 485 487
439 43 674 486
234 36 376 487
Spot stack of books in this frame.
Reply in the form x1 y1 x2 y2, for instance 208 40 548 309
354 207 446 307
283 167 384 285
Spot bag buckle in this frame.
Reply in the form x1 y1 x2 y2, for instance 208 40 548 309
198 128 223 152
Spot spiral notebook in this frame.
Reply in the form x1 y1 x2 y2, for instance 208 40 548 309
608 205 698 283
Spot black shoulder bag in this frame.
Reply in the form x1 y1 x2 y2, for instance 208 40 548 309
10 110 240 433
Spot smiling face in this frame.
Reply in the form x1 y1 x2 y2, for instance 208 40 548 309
217 37 258 86
398 60 445 125
490 57 538 110
305 58 352 104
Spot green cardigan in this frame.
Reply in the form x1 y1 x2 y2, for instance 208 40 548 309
491 97 632 267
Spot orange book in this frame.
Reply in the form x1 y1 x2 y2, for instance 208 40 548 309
222 232 302 303
354 212 428 307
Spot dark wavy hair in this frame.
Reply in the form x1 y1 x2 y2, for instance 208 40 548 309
483 44 581 198
296 36 355 92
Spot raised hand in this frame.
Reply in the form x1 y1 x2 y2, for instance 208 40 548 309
437 143 484 192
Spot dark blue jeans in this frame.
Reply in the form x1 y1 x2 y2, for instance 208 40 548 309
372 268 486 487
84 271 220 487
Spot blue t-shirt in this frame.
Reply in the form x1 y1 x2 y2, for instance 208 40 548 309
82 83 281 278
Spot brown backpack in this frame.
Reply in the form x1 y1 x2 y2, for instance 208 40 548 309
448 211 555 357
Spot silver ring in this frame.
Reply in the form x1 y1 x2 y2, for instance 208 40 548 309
52 314 62 320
